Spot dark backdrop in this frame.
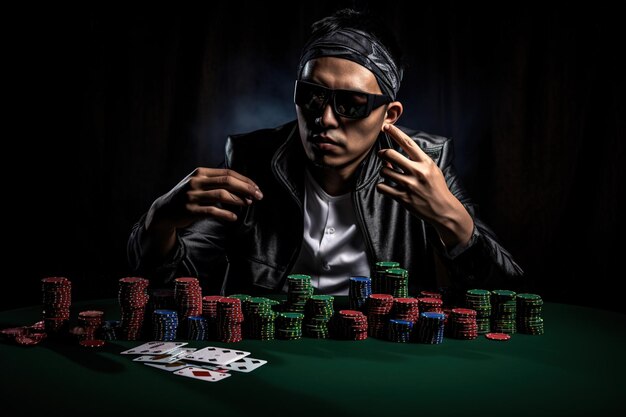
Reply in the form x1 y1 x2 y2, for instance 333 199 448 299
4 2 624 312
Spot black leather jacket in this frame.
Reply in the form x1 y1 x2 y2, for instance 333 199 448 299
128 121 523 296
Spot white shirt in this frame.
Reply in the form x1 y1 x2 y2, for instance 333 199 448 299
286 169 371 295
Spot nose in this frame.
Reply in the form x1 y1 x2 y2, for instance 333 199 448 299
316 99 339 128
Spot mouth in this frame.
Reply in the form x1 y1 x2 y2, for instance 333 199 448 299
310 134 340 147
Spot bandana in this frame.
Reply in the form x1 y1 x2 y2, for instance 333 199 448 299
297 28 402 100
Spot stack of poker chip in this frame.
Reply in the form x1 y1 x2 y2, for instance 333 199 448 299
366 294 394 338
284 274 313 313
152 309 178 341
387 319 414 342
381 268 409 298
187 316 209 340
174 277 203 336
418 297 444 314
41 277 72 334
303 295 334 339
201 295 223 340
465 289 492 334
391 297 420 322
516 293 544 335
334 310 368 340
242 297 277 340
216 297 244 342
419 290 442 299
374 261 400 294
416 312 446 344
447 308 478 339
118 277 149 340
76 310 105 347
228 294 252 303
100 320 121 341
490 290 517 334
349 276 372 311
276 312 304 340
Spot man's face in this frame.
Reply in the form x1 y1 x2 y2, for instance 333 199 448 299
296 57 387 173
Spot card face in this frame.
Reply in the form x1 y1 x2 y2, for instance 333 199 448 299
222 357 268 373
133 348 197 363
144 361 190 372
120 341 188 355
174 366 231 382
182 346 250 366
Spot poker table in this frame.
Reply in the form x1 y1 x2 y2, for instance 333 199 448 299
1 298 624 416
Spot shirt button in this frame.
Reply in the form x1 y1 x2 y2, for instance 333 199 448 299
327 227 335 234
322 263 331 271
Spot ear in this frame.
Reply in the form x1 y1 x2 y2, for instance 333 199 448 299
383 101 403 125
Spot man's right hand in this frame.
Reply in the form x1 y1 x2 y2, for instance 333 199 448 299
145 167 263 235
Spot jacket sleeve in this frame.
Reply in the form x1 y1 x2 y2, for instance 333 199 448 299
127 213 234 287
426 138 524 291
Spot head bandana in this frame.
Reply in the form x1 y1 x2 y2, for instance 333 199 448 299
297 28 403 100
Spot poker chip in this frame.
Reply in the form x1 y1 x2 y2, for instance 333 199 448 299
276 312 304 340
77 310 105 343
187 316 209 341
485 332 511 341
418 297 443 314
202 295 224 340
416 312 446 344
334 310 368 340
152 309 179 341
242 297 277 340
303 295 334 339
41 276 72 335
174 277 203 337
390 297 420 323
387 319 413 342
447 308 478 340
465 289 492 334
419 291 442 299
490 290 517 334
79 339 105 348
380 268 409 298
373 261 400 294
118 277 150 340
217 297 244 342
516 293 544 335
366 294 394 338
284 274 313 313
99 320 121 341
349 276 372 311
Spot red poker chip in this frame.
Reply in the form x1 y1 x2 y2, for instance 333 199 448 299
79 339 105 348
485 332 511 341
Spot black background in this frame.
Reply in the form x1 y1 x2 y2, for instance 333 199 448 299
4 2 624 312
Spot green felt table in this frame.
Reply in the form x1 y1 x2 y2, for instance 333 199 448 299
1 298 624 416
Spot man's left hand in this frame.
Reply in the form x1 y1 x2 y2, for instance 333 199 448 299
376 124 474 249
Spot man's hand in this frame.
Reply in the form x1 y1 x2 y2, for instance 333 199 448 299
376 124 473 249
142 168 263 257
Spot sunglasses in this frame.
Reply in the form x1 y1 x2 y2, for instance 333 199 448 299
294 80 392 119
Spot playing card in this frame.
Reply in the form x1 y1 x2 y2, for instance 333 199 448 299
182 346 250 366
133 348 197 363
221 357 268 373
120 341 188 355
144 361 190 372
174 366 231 382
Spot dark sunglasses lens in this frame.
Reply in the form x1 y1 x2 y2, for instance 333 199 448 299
334 91 369 118
296 83 327 112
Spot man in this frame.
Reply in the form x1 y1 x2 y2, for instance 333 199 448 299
128 9 523 297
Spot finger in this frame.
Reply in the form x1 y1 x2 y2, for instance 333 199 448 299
379 166 412 189
186 204 239 222
195 167 261 191
376 182 409 204
188 189 251 207
190 175 263 200
383 124 429 162
377 148 415 174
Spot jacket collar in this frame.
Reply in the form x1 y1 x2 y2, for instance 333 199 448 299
271 121 387 200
